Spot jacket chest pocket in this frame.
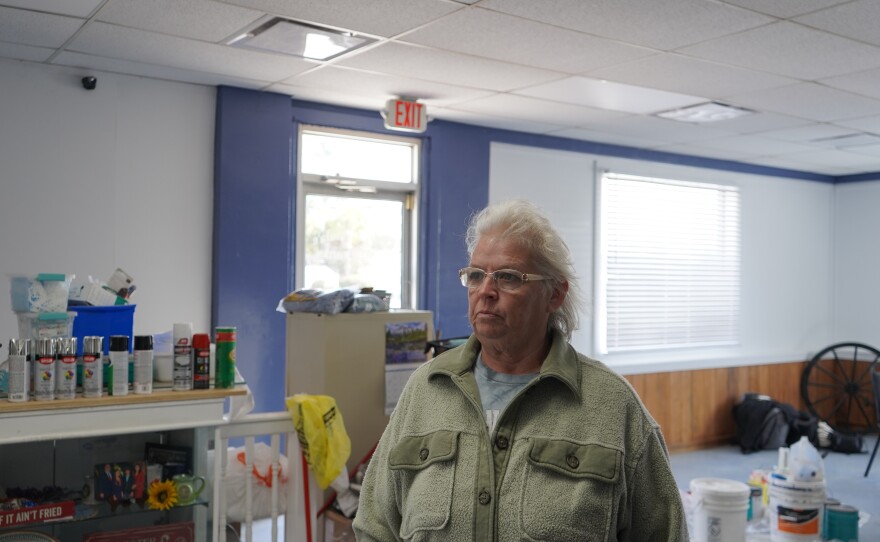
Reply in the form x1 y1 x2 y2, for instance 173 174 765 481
390 430 459 539
520 438 622 541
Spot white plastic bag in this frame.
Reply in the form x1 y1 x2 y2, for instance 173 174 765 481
223 442 289 522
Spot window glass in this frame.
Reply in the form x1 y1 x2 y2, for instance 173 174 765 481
301 131 414 184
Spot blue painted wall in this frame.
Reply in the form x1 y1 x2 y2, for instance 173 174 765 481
214 86 850 413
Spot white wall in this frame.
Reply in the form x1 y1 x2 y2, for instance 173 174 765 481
489 142 836 373
833 181 880 344
0 58 215 356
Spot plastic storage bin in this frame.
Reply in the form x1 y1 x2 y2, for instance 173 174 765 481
9 273 74 312
69 304 136 355
17 311 76 341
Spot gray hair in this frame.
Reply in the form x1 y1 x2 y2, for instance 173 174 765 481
465 200 582 340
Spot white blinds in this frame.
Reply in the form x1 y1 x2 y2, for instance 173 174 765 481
598 172 741 353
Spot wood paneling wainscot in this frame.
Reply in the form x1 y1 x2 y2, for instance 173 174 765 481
624 362 807 452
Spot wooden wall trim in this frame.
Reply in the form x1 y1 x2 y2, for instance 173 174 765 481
624 362 806 451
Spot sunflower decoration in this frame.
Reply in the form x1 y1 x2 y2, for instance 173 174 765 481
146 479 179 510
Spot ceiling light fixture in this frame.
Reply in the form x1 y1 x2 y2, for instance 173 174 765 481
228 18 374 61
655 101 754 123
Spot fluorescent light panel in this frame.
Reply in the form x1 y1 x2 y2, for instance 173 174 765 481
229 18 373 61
656 102 754 123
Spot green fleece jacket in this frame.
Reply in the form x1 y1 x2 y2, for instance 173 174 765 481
353 332 688 541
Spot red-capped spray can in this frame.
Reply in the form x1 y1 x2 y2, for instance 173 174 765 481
192 333 211 390
215 327 236 389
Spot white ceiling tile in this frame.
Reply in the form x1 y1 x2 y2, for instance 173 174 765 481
650 143 757 162
795 0 880 47
95 0 264 43
67 22 314 82
431 107 566 134
479 0 772 50
547 127 663 149
335 42 564 92
719 0 849 18
771 148 880 169
679 21 880 80
821 67 880 101
588 53 795 99
758 124 856 143
0 0 104 18
679 134 818 155
573 115 734 145
0 6 84 48
220 0 460 37
844 143 880 158
833 114 880 133
53 50 272 89
0 42 54 62
449 93 629 128
268 82 381 111
746 155 834 175
515 76 704 114
283 66 493 107
401 7 654 74
730 83 880 122
701 112 813 135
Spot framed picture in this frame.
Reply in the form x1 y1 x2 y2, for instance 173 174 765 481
144 443 192 481
93 462 136 504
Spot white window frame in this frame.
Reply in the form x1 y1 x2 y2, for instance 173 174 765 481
595 171 741 354
295 125 420 308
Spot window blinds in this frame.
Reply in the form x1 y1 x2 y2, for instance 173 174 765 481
598 172 741 353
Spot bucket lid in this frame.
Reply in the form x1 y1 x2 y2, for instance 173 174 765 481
690 477 750 501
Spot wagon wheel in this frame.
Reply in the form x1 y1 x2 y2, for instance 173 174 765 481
801 342 879 434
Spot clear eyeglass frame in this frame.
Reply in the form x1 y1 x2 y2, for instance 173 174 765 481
458 267 551 291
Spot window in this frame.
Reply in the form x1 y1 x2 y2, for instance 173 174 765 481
296 126 419 308
596 172 740 353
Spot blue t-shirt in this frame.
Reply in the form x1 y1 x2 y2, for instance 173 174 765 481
474 353 537 434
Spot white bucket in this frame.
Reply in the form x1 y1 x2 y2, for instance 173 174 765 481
690 477 751 542
768 476 826 541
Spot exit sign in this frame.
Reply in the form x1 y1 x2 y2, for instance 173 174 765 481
384 98 427 133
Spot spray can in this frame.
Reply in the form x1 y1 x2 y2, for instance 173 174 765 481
133 335 154 394
82 336 104 399
7 338 31 402
108 335 129 396
215 326 236 389
192 333 211 390
56 337 77 400
172 323 193 391
34 338 56 401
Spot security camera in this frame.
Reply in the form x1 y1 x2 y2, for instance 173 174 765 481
81 76 97 90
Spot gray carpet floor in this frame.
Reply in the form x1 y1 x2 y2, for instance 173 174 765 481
670 436 880 541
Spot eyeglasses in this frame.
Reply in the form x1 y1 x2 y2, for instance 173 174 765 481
458 267 551 291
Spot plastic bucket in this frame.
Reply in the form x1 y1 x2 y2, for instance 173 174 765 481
768 477 826 541
690 478 750 542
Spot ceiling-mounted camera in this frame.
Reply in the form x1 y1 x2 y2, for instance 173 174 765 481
81 76 97 90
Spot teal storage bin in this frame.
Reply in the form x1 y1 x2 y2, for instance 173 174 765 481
69 304 136 355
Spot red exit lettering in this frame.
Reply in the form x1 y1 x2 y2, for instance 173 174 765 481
384 98 428 133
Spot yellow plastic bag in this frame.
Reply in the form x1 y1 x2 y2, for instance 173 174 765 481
286 394 352 489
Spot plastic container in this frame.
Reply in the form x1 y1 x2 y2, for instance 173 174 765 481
17 311 76 342
69 304 136 355
768 476 826 541
9 273 74 312
789 436 824 482
690 477 750 542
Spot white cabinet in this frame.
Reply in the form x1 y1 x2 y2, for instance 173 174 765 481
285 310 433 468
0 388 245 540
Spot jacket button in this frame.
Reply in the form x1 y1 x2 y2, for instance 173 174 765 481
419 448 429 461
495 436 509 450
566 455 579 469
479 490 491 505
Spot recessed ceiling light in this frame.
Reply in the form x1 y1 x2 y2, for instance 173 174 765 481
655 102 754 123
228 18 374 61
